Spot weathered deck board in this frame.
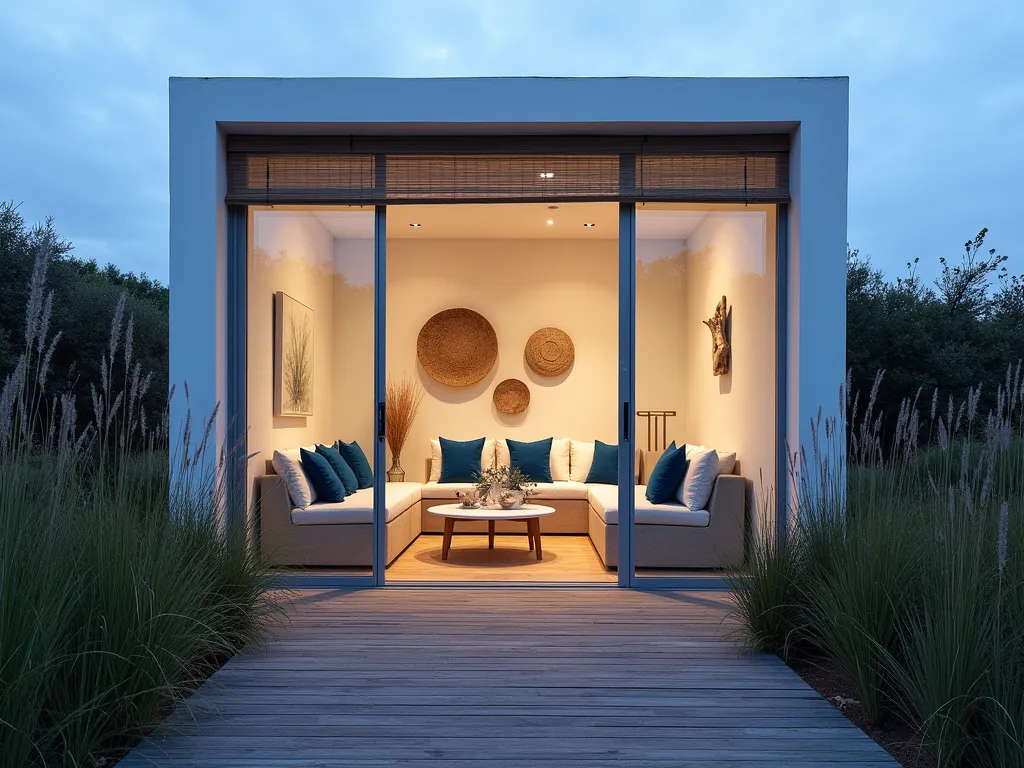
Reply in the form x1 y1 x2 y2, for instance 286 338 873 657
119 589 896 767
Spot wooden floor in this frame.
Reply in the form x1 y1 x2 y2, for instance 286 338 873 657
120 589 896 767
387 533 617 582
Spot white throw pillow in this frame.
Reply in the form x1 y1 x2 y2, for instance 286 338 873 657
272 446 318 509
569 440 596 482
686 444 737 476
550 437 571 481
495 438 569 482
429 439 442 482
677 446 720 510
430 438 496 483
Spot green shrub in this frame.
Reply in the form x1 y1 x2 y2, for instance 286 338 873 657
0 239 275 767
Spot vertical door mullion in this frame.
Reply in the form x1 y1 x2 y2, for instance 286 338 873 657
225 205 247 528
372 204 387 585
617 203 636 587
775 203 790 545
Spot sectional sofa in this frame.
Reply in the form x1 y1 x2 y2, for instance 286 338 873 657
257 440 747 570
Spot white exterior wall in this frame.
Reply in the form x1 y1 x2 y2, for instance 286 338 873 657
168 76 849 523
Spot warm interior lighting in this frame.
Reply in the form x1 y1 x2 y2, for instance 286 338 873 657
546 219 554 225
539 172 555 179
583 223 596 228
409 222 422 227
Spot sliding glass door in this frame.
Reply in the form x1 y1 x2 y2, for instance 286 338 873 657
625 203 779 586
246 205 383 584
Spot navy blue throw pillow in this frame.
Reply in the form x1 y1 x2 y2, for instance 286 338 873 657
585 440 619 484
300 447 345 503
337 440 373 489
316 444 358 496
645 442 690 504
507 438 553 483
438 437 486 483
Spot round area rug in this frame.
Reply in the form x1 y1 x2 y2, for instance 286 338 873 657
417 308 498 387
493 378 530 414
525 327 575 377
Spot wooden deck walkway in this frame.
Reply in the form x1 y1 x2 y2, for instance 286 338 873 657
120 589 897 767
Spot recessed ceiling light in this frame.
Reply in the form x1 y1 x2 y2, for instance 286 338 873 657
546 219 554 225
547 205 559 209
583 222 596 228
409 222 422 227
539 172 555 179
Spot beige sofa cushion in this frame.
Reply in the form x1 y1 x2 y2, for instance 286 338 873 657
587 484 710 527
290 482 421 525
687 444 737 475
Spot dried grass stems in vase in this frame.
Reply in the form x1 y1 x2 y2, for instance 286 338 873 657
385 374 425 482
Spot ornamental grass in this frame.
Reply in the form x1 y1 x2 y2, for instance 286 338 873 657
729 368 1024 767
0 238 276 768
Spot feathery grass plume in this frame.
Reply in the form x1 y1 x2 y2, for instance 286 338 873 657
385 373 425 461
1 258 277 767
733 365 1024 762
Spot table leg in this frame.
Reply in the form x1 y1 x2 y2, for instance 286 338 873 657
442 518 455 560
488 519 495 550
530 518 543 560
520 520 534 550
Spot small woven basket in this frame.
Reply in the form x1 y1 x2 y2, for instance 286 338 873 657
493 378 530 415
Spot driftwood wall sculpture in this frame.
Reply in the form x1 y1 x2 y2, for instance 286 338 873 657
702 295 730 376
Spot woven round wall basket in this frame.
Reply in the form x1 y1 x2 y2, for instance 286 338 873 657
417 308 498 387
493 378 530 415
525 327 575 377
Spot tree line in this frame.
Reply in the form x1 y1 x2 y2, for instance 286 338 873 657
847 228 1023 431
0 202 168 432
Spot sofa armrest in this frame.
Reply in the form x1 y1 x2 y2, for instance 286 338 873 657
704 474 746 566
707 474 744 518
258 475 294 551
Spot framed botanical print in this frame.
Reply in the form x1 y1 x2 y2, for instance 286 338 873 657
274 291 314 416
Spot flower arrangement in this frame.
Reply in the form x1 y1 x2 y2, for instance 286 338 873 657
474 465 538 509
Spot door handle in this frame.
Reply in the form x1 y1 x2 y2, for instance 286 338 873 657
622 401 630 441
378 402 385 441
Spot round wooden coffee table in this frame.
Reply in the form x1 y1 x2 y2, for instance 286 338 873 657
427 504 555 561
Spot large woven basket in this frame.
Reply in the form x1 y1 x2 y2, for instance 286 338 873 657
525 327 575 377
493 378 530 415
417 308 498 387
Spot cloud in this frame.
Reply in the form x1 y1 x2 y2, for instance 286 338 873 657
0 0 1021 283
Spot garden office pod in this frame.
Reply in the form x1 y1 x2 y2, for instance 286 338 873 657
168 76 848 588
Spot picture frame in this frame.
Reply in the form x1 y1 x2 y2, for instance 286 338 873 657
274 291 314 416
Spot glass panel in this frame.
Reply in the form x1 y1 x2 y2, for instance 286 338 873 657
632 204 778 582
247 206 376 577
383 202 619 583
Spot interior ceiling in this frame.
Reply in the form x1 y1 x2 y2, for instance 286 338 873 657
311 203 707 240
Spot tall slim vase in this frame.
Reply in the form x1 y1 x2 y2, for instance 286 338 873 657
386 454 405 483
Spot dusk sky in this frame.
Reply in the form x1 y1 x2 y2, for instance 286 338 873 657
0 0 1020 284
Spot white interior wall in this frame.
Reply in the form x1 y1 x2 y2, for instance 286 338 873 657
635 237 692 447
331 234 376 472
386 238 620 481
